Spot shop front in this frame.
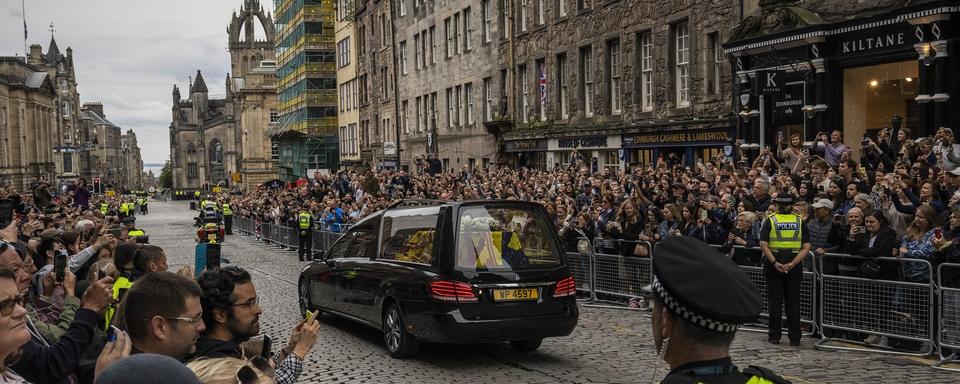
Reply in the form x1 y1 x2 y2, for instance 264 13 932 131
548 134 622 172
504 138 549 169
622 127 735 167
726 2 959 160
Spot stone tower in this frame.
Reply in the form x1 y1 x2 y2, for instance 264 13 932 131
228 0 275 78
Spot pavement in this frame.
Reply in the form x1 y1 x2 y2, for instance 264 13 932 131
141 200 958 383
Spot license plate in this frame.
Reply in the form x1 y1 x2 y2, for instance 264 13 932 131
492 288 538 302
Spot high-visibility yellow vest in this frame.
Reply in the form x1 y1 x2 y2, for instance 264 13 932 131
195 191 201 198
298 212 312 229
746 376 775 384
119 204 129 215
99 203 108 215
768 213 802 251
104 275 134 329
222 204 232 216
128 228 145 238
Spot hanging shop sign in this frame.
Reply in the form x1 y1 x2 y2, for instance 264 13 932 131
504 139 548 152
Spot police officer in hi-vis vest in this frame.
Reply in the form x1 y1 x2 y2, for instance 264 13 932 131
221 199 234 235
297 207 314 261
759 192 811 347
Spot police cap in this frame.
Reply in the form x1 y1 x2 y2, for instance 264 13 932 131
645 237 761 333
120 216 136 224
772 192 795 205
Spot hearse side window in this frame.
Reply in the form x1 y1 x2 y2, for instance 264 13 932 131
345 219 378 259
379 207 440 265
326 235 353 259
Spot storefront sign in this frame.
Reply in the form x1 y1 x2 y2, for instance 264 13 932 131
623 128 732 147
773 84 805 124
504 139 548 152
759 70 786 94
839 32 905 54
557 135 607 149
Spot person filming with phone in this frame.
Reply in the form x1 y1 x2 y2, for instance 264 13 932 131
195 266 319 384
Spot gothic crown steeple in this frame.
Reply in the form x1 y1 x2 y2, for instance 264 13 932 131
190 70 208 93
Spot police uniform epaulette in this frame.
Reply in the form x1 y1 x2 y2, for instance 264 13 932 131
742 365 792 384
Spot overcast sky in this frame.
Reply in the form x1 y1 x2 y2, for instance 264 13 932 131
0 0 274 166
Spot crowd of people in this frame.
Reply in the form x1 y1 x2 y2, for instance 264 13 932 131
0 180 319 383
229 126 960 347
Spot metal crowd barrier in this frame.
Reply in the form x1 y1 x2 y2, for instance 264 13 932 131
815 254 935 357
562 237 594 301
935 263 960 371
261 223 274 245
730 246 817 337
589 238 652 306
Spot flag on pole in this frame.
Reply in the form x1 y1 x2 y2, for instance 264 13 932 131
539 62 547 104
24 20 28 39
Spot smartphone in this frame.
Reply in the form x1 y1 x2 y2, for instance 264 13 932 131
935 227 943 240
305 309 318 322
777 131 784 142
699 209 708 221
107 325 120 342
261 334 273 359
0 199 13 229
54 252 67 283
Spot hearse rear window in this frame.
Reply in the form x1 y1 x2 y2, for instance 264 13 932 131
456 205 560 271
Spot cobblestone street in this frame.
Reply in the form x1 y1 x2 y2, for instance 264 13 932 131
143 201 956 383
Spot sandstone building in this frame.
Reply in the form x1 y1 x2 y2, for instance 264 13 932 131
335 0 361 166
0 57 57 190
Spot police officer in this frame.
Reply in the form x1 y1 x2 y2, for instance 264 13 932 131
646 237 789 384
122 216 148 244
138 195 148 215
297 206 314 261
221 199 233 235
759 192 810 347
99 200 109 216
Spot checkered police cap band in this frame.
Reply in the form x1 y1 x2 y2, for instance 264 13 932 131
652 277 739 334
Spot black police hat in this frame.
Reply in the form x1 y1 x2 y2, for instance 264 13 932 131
120 216 136 224
772 192 795 205
644 237 761 333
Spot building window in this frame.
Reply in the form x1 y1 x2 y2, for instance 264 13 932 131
638 31 653 112
399 0 406 16
707 32 721 95
557 53 568 119
577 0 588 11
499 0 509 39
415 96 423 132
536 59 546 121
465 82 475 125
187 162 198 178
447 88 455 127
457 85 465 126
430 92 438 131
61 101 71 118
399 40 408 75
482 0 492 43
337 37 351 68
63 153 73 173
608 38 622 115
380 67 389 100
483 77 493 122
674 21 690 107
358 25 366 55
445 18 453 57
463 7 472 51
558 0 567 17
402 100 409 134
519 64 529 123
430 26 437 64
414 34 422 70
537 0 545 25
580 45 593 117
380 13 388 47
520 0 528 32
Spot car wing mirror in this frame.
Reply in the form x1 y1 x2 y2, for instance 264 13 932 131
324 257 337 267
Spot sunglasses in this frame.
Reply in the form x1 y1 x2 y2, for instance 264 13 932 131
0 293 24 316
236 356 275 384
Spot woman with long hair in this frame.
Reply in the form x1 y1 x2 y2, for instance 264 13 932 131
658 204 681 240
899 204 939 283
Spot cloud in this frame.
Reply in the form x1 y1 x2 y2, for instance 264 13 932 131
0 0 274 166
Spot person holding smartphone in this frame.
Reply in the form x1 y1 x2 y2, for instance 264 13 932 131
196 267 319 384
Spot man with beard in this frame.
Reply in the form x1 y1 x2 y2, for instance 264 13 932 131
195 267 319 384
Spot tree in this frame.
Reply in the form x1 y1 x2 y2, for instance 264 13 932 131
158 161 173 189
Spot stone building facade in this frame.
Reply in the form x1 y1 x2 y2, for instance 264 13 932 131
369 0 741 172
169 0 279 191
0 57 57 190
26 36 85 185
80 102 124 188
354 0 400 170
120 129 144 190
393 0 499 172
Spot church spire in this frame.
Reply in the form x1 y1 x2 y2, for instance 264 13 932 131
191 70 208 93
225 73 233 99
46 23 62 63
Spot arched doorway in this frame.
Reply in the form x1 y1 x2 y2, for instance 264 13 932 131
209 140 225 183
